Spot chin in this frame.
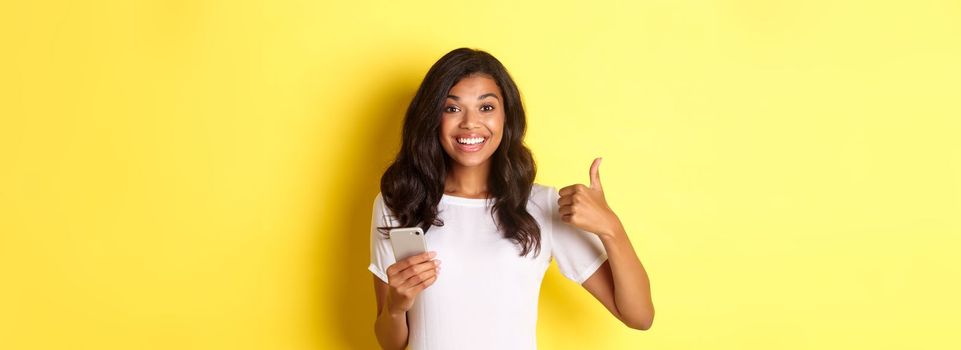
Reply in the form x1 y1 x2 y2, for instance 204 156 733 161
450 155 491 168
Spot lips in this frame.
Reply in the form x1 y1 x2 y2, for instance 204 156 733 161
453 134 488 153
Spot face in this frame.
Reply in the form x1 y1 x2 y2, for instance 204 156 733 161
439 74 505 169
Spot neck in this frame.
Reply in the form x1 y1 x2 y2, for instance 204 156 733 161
445 162 491 198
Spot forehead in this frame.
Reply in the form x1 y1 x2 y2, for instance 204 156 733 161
448 74 501 97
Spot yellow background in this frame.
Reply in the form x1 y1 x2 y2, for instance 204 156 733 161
2 0 959 349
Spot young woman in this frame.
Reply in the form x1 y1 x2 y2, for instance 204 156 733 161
368 48 654 350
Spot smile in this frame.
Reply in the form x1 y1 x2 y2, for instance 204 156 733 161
456 137 486 145
453 136 488 153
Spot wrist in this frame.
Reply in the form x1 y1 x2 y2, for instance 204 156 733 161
598 216 626 240
384 299 407 318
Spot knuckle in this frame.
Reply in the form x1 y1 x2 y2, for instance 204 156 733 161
416 263 430 273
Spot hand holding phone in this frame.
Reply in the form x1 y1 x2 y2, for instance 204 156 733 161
384 227 439 315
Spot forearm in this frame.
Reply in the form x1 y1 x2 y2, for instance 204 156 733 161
374 302 409 350
599 224 654 329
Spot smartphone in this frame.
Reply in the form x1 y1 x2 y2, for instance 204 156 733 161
389 227 428 261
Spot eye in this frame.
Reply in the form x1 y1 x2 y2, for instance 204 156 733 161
445 105 461 113
480 104 495 112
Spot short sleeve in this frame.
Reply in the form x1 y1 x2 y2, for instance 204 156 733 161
548 186 609 284
367 193 396 283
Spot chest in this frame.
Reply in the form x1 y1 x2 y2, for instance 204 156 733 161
423 205 550 287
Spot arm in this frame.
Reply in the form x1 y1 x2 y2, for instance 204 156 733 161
558 157 655 330
373 276 409 350
581 226 654 330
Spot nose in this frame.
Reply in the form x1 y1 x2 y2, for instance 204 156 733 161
459 109 480 129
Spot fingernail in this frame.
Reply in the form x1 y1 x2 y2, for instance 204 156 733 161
434 260 441 266
429 251 437 258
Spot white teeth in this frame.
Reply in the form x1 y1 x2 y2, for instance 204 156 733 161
456 137 485 145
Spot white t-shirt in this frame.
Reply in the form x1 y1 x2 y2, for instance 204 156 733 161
368 183 608 350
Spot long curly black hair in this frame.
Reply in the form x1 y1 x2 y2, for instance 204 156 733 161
379 47 540 257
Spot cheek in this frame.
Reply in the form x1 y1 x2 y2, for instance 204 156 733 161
490 114 506 133
489 116 506 145
438 119 454 139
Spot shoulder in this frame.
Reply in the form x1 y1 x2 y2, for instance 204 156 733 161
528 183 558 213
531 183 558 201
371 192 398 226
372 192 389 216
531 183 553 194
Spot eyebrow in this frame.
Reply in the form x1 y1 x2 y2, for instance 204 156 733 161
446 93 499 101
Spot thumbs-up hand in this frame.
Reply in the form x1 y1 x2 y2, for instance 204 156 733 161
557 157 624 239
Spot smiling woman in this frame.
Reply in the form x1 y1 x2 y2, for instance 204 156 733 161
378 48 540 257
368 48 654 350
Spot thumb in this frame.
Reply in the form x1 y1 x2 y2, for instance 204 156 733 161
589 157 603 190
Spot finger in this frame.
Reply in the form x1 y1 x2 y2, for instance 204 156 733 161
558 204 574 216
388 258 436 285
412 275 439 293
557 195 573 206
590 157 603 190
559 184 586 197
396 259 441 284
388 251 437 276
401 267 437 290
400 264 440 289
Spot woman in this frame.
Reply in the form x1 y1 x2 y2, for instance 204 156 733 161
368 48 654 350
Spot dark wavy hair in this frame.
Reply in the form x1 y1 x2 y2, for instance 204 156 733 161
379 47 541 257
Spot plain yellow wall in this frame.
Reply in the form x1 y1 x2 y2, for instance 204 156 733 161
2 0 959 349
